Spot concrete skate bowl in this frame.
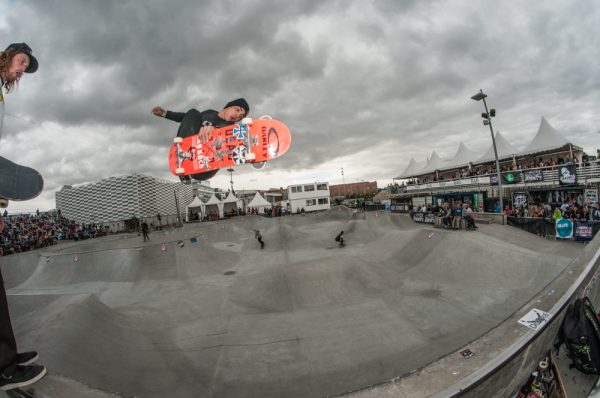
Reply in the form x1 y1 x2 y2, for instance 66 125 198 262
0 208 585 398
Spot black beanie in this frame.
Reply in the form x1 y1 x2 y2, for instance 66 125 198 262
224 98 249 115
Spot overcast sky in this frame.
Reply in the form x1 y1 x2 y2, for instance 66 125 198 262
1 0 599 213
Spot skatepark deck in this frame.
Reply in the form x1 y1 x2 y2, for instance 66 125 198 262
0 208 585 397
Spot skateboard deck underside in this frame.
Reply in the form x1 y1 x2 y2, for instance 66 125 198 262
0 156 44 201
168 119 291 177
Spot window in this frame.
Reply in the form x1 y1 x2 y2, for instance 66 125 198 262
318 198 329 205
304 185 315 192
317 184 328 191
291 186 302 193
306 199 316 206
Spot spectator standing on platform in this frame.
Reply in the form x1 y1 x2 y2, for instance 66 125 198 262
553 206 563 221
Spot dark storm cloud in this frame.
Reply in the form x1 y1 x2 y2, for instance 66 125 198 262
1 0 599 212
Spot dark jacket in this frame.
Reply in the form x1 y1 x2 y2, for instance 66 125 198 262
165 109 232 129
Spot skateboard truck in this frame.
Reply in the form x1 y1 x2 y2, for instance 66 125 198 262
241 117 255 161
173 137 185 174
241 115 273 163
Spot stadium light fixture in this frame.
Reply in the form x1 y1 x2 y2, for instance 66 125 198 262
471 89 503 214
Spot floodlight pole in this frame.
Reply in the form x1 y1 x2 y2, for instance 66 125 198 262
471 89 503 213
227 168 235 193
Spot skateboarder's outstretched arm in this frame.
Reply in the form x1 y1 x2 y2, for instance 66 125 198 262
151 106 185 123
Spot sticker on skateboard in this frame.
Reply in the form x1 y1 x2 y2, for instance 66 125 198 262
168 116 291 179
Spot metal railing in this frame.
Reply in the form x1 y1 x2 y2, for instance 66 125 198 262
402 162 600 193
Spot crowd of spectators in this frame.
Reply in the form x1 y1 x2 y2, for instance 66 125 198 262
410 197 600 229
503 201 600 222
0 210 107 256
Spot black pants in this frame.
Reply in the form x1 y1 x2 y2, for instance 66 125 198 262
0 269 17 375
258 237 264 249
465 215 476 228
177 109 219 181
142 231 150 241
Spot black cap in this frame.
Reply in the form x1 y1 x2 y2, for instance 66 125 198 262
224 98 249 116
5 42 38 73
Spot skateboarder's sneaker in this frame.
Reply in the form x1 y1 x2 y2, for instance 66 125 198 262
16 352 39 366
0 156 44 202
0 364 47 391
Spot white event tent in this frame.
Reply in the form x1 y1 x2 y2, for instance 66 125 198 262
222 192 243 215
394 116 582 180
185 196 205 222
204 193 224 219
246 192 271 212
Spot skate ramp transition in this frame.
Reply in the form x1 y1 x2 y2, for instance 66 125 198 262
0 207 587 397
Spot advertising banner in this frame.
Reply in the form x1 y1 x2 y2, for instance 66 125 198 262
593 206 600 222
412 212 424 223
524 170 543 183
490 172 520 185
384 201 391 212
502 171 520 184
555 218 573 239
574 221 593 241
424 213 435 224
490 174 498 186
512 192 528 209
585 189 598 204
558 165 577 185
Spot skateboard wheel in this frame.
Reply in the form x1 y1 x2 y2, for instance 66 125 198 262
259 115 272 120
173 137 183 144
232 145 248 164
0 198 8 208
241 117 253 125
251 161 267 169
175 167 185 175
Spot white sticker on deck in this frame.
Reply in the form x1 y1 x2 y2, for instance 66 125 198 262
518 308 551 330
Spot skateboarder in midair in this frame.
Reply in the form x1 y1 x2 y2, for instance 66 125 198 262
151 98 250 182
0 42 47 391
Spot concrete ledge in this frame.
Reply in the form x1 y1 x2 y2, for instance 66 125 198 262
1 373 125 398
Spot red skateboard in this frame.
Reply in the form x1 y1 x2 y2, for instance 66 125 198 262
168 116 291 179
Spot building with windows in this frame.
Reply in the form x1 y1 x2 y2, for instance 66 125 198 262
55 174 213 231
329 181 378 199
288 182 331 213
